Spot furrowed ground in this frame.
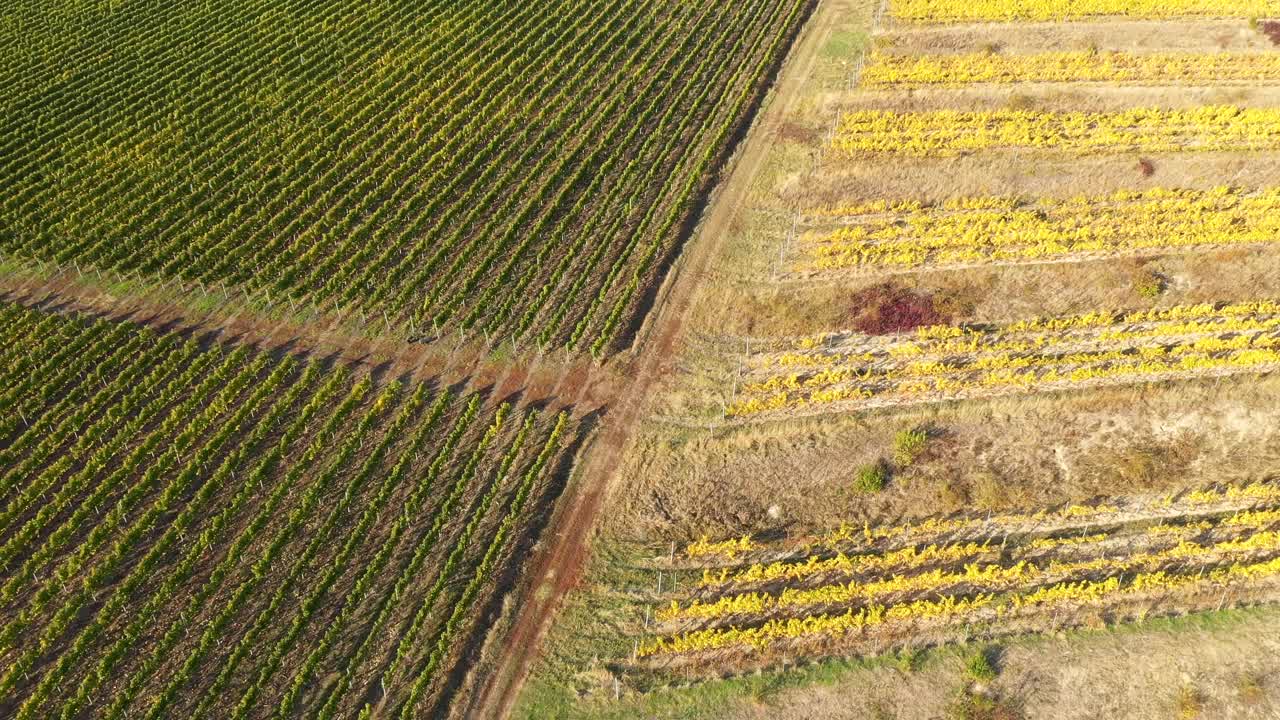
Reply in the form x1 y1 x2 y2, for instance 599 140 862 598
0 0 812 356
520 0 1280 718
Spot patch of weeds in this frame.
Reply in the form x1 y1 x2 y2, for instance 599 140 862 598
848 282 948 335
1238 673 1266 706
971 470 1010 512
1005 93 1036 111
1257 20 1280 45
854 462 888 494
947 691 1021 720
965 646 999 682
1176 683 1205 719
820 30 868 59
938 481 970 512
896 646 925 673
1133 266 1166 299
870 700 897 720
1137 157 1156 177
893 427 929 466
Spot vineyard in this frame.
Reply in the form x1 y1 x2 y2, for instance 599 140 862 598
634 481 1280 670
0 0 813 354
862 50 1280 88
502 0 1280 715
0 301 578 718
9 0 1280 714
725 300 1280 417
792 187 1280 273
890 0 1280 23
830 106 1280 158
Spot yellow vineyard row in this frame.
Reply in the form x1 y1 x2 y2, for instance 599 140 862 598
703 541 992 587
638 555 1280 657
768 324 1280 375
862 50 1280 88
682 482 1280 567
729 338 1280 416
773 303 1280 368
797 187 1280 271
666 530 1280 623
890 0 1280 23
831 106 1280 158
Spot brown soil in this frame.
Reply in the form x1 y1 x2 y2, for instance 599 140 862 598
880 18 1267 55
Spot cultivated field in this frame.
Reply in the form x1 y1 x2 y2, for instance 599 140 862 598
0 300 577 718
0 0 811 354
517 0 1280 717
6 0 1280 717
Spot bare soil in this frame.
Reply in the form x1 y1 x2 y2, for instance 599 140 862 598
880 18 1269 55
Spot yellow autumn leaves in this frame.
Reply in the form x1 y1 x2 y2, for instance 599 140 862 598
727 300 1280 417
891 0 1280 23
798 187 1280 272
640 497 1280 657
863 50 1280 89
832 106 1280 158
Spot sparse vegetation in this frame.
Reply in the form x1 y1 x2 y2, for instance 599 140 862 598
893 428 930 466
1176 683 1206 719
854 462 889 494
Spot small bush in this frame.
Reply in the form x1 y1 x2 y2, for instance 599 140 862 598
966 647 998 681
893 427 929 466
854 463 887 494
1137 157 1156 177
1132 267 1165 299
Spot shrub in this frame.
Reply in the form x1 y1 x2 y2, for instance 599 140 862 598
854 463 887 494
1132 267 1165 299
965 647 998 681
893 427 929 466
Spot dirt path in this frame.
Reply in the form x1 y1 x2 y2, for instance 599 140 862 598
0 269 614 415
461 2 843 717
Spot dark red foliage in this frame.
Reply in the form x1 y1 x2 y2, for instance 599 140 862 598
848 283 948 335
1261 20 1280 46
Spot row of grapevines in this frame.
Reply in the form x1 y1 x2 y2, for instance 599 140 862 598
0 302 580 718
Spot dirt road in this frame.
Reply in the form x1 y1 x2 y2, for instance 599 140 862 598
462 1 842 716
